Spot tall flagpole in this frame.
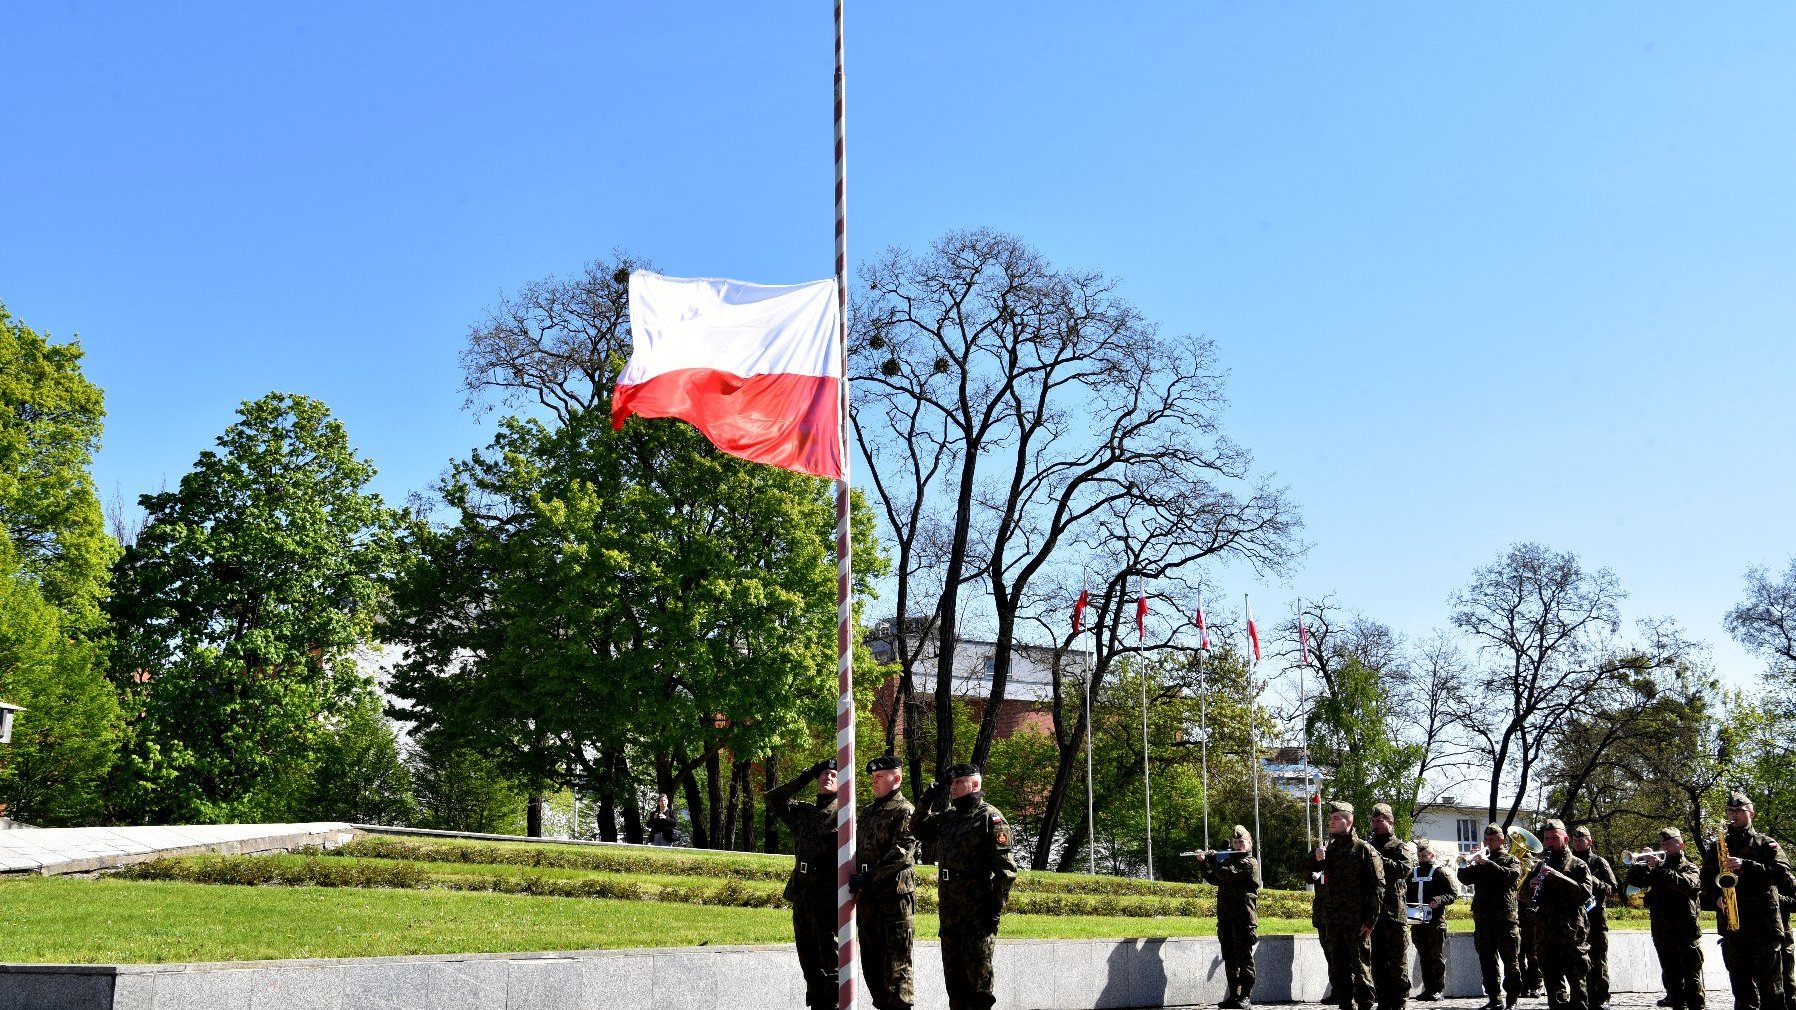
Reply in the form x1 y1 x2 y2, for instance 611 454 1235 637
1141 639 1154 881
1298 598 1311 855
1199 653 1210 852
1246 593 1262 859
831 4 858 1008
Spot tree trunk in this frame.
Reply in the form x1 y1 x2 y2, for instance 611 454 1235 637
971 605 1017 768
721 757 747 850
677 758 709 850
739 760 758 851
526 794 545 838
1032 671 1099 870
706 747 725 848
1056 807 1092 874
933 451 982 774
763 753 782 853
619 751 643 844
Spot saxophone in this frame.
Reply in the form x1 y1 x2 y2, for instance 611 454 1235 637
1715 823 1741 932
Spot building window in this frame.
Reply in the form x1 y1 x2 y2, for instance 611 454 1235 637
983 656 996 675
1456 818 1478 852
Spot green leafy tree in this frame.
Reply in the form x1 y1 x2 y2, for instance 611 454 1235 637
408 731 528 834
1304 656 1423 836
107 393 401 822
301 688 416 825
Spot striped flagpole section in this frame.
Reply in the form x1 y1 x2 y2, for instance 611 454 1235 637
832 2 859 1008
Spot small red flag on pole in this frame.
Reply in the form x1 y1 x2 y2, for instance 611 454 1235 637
1136 587 1148 643
1245 596 1262 663
1195 591 1210 651
1073 588 1090 635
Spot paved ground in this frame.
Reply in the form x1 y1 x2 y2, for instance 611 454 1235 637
1183 993 1714 1010
0 821 355 874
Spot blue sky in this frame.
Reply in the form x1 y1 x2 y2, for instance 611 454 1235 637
5 2 1792 688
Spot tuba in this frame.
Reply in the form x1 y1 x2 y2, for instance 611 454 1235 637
1715 824 1740 932
1508 825 1543 892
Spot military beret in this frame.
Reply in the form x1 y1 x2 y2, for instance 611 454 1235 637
820 758 838 771
1483 822 1504 837
945 762 981 780
1371 803 1394 819
1325 800 1354 816
1415 838 1436 854
1232 824 1251 841
1727 790 1753 809
1572 824 1593 839
1660 826 1683 841
1539 818 1567 834
866 754 901 773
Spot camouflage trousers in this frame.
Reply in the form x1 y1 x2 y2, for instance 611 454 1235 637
1533 925 1589 1010
1319 923 1375 1010
1721 931 1786 1010
1411 923 1449 997
1650 925 1704 1010
1373 918 1411 1010
1473 918 1522 1006
939 921 998 1010
793 895 839 1009
1219 917 1258 998
857 891 915 1010
1588 924 1610 1008
1520 915 1541 994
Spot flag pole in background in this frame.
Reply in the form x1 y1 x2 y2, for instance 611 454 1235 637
1073 582 1096 876
1297 598 1311 855
1246 594 1262 858
831 3 858 1007
1196 590 1210 852
1138 579 1153 881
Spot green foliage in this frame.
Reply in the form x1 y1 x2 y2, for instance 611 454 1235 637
407 733 529 834
981 724 1060 858
106 392 401 822
1305 656 1422 836
301 690 416 826
0 301 117 622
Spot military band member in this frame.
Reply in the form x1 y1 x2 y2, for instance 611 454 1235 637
1626 827 1704 1010
1703 791 1796 1010
1573 825 1619 1010
1525 819 1595 1010
1198 825 1262 1009
1304 800 1385 1010
911 763 1017 1010
853 754 917 1010
1408 839 1461 1001
768 758 844 1010
1370 803 1416 1010
1459 823 1524 1010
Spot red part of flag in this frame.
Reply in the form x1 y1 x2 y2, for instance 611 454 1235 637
1136 591 1148 643
1246 601 1262 663
1073 589 1090 635
1196 593 1209 651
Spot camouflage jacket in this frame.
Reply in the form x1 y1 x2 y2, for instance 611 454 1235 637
1626 850 1701 937
1581 852 1618 930
1702 825 1795 936
1371 832 1415 924
1200 853 1261 928
855 789 917 899
913 789 1018 926
1458 846 1523 925
767 769 840 903
1523 848 1593 939
1303 831 1384 929
1406 862 1461 925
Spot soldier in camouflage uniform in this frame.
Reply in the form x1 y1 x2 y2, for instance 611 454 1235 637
768 758 844 1010
1703 791 1796 1010
1303 800 1385 1010
1408 839 1460 1001
1572 825 1618 1010
1458 823 1524 1010
1198 824 1262 1009
911 762 1018 1010
853 754 917 1010
1369 803 1416 1010
1523 819 1595 1010
1627 827 1704 1010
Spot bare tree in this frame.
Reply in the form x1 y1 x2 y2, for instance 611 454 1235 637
1725 556 1796 683
1448 542 1625 828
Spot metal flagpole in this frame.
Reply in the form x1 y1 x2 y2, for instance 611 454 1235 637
830 4 858 1007
1085 629 1097 876
1199 652 1210 852
1298 599 1310 855
1141 628 1154 881
1247 593 1261 858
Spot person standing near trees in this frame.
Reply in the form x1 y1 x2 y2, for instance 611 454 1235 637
1408 839 1460 1001
1459 823 1524 1010
1572 825 1619 1010
1304 800 1385 1010
911 763 1017 1010
1369 804 1416 1010
646 793 678 846
852 754 917 1010
1197 825 1261 1009
768 758 842 1010
1627 827 1704 1010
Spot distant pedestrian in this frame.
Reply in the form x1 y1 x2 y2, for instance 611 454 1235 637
911 762 1017 1010
647 793 678 846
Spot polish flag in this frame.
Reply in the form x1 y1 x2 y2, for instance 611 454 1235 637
1136 590 1148 642
1245 597 1262 663
613 272 843 480
1195 592 1210 652
1298 604 1312 667
1072 588 1090 635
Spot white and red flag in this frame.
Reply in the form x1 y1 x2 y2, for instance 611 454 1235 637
1136 589 1149 642
1298 602 1312 667
1245 597 1262 663
1195 592 1210 651
1073 588 1090 635
613 271 844 480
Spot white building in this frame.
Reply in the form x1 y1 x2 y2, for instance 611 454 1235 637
1410 797 1542 854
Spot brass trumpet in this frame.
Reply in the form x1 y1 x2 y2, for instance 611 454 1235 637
1621 849 1664 867
1454 847 1490 867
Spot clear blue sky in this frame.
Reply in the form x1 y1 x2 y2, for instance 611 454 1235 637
5 3 1792 686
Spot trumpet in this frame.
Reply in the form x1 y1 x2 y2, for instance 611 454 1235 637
1181 848 1246 864
1621 849 1664 867
1454 847 1490 867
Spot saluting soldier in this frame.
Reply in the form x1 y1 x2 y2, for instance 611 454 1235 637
1524 819 1595 1010
911 763 1018 1010
1703 791 1796 1010
1369 804 1416 1010
1303 800 1385 1010
853 754 917 1010
1408 839 1461 1002
1458 823 1524 1010
1198 825 1262 1009
768 758 844 1010
1572 825 1619 1010
1627 827 1704 1010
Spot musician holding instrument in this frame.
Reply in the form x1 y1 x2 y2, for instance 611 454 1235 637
1304 800 1386 1010
1527 819 1595 1010
1194 825 1262 1010
1625 827 1704 1010
1408 839 1461 1002
1572 825 1620 1010
1702 791 1795 1010
1459 823 1524 1010
1370 804 1417 1010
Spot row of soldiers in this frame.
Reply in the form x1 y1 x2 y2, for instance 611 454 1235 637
766 755 1017 1010
1291 792 1796 1010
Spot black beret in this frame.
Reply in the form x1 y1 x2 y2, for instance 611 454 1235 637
866 754 901 773
945 762 982 780
820 758 838 771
